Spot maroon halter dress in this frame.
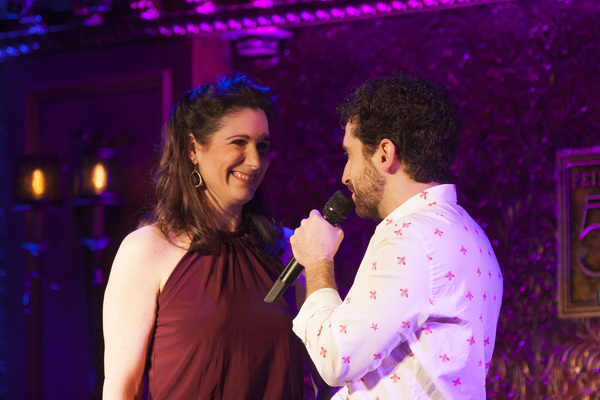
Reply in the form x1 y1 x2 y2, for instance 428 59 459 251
146 231 304 399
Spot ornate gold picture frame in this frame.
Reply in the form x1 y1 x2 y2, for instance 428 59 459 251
558 146 600 318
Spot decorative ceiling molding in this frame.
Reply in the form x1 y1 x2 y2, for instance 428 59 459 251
0 0 515 62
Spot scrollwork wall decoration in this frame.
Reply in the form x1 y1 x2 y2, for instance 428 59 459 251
547 319 600 399
487 342 532 399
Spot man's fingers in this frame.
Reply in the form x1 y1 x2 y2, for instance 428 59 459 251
309 209 322 218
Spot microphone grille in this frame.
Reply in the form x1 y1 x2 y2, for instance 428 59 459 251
322 190 354 226
327 190 354 216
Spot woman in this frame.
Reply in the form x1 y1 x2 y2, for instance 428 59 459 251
102 74 305 399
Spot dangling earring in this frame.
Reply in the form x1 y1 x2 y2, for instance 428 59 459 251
190 158 203 188
191 169 203 188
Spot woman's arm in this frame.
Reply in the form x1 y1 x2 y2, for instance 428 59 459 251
102 226 171 400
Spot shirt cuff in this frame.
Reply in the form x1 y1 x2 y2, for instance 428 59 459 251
292 288 342 342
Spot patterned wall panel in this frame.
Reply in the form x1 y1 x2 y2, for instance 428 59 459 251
234 0 600 397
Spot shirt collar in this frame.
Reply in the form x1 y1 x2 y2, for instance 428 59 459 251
375 184 457 230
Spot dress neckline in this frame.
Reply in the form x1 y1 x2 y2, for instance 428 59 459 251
216 224 247 239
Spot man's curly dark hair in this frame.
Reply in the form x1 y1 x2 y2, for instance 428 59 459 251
337 72 462 184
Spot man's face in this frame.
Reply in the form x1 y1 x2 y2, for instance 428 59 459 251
341 123 385 221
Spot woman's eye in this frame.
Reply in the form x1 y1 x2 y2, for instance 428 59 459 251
232 139 246 146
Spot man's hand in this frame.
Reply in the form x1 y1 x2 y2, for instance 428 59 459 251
290 210 344 297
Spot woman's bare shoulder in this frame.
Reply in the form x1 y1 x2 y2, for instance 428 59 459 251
110 225 189 287
122 224 167 246
120 225 188 254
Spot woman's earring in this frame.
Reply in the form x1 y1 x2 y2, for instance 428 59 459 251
190 157 203 188
191 169 203 188
190 165 203 187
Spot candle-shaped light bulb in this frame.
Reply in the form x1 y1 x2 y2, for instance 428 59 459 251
92 163 107 195
31 169 46 199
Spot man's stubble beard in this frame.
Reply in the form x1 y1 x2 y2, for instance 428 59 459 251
348 158 386 221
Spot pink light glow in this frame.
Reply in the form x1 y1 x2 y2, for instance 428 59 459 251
361 4 375 14
158 26 172 36
195 1 215 14
253 0 274 8
315 10 329 19
133 0 152 9
345 6 360 16
140 6 159 20
243 18 256 28
228 19 242 29
83 12 104 26
392 1 407 10
301 11 314 21
186 23 199 34
330 8 344 17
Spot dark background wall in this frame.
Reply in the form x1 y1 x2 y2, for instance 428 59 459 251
235 2 600 397
0 0 599 398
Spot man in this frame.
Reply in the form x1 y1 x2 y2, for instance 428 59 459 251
290 73 503 399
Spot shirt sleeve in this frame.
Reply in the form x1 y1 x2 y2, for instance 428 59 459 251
292 228 431 386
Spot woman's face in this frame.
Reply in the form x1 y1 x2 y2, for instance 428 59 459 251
191 107 271 215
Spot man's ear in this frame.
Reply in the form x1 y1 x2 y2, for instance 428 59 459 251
375 138 397 172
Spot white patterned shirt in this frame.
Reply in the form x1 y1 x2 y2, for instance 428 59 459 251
293 184 503 400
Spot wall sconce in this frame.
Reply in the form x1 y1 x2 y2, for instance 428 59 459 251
13 154 62 261
12 154 66 299
14 155 61 209
75 147 123 205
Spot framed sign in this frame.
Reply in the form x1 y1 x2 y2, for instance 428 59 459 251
558 146 600 318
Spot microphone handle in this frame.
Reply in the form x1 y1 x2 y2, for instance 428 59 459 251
263 258 302 304
279 258 303 284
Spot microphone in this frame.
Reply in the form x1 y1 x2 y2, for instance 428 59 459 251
264 190 354 304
